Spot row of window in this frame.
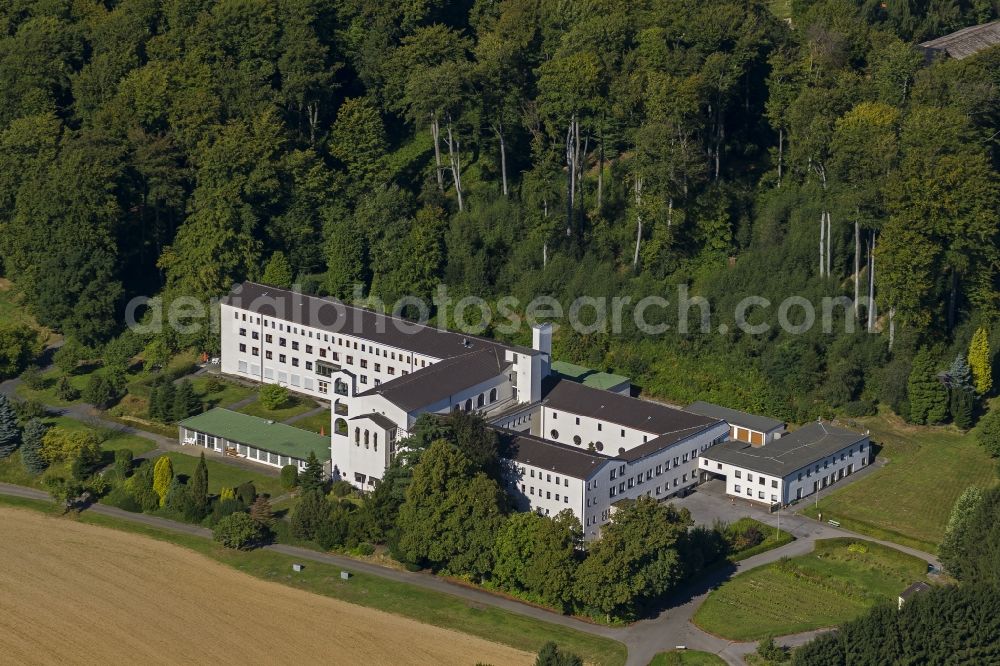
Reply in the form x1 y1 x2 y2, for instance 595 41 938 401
521 485 571 503
548 409 653 443
608 473 688 498
523 467 569 487
233 309 430 369
733 485 779 503
608 449 696 483
733 469 779 488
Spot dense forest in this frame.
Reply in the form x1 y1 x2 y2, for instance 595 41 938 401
0 0 998 422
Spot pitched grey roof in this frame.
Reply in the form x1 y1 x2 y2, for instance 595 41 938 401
223 281 537 361
501 429 611 479
686 401 785 433
542 377 722 441
900 582 932 600
356 346 511 413
920 20 1000 60
349 412 398 430
701 422 867 478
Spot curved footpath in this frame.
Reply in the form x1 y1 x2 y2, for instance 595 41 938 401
0 372 941 666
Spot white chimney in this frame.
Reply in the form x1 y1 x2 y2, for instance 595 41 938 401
532 323 552 357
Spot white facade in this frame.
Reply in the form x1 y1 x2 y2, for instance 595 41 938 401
699 426 871 505
220 283 737 536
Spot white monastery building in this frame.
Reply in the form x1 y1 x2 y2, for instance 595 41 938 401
217 282 866 537
698 421 871 506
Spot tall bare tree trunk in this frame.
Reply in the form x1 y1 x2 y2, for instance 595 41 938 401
566 116 576 237
632 176 643 271
826 212 832 278
494 122 508 197
431 114 443 191
445 121 464 212
597 132 604 209
888 306 895 350
867 231 876 332
854 220 860 318
777 128 783 187
819 213 826 278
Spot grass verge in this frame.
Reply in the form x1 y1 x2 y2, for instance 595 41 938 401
693 537 929 641
799 409 996 553
0 494 627 665
649 651 726 665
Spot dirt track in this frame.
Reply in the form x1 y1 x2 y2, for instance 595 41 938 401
0 508 531 665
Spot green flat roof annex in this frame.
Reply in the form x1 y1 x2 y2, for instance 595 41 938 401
550 360 630 391
179 408 330 461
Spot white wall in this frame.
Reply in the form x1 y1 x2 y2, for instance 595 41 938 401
536 405 658 455
506 462 589 520
221 302 442 403
699 436 871 505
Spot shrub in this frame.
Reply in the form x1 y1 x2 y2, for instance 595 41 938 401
40 427 101 468
209 498 245 525
82 374 119 409
0 322 42 380
842 398 877 417
356 542 375 556
258 383 290 410
12 398 48 422
213 512 263 550
84 474 110 497
203 377 223 394
102 485 141 512
977 408 1000 457
55 375 80 401
19 364 44 390
114 448 133 478
280 464 299 489
235 481 257 506
53 338 89 375
330 480 353 497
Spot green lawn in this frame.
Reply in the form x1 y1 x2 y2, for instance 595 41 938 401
801 409 997 552
694 538 929 641
649 651 726 666
238 393 317 422
726 517 796 562
154 452 284 498
15 367 91 406
190 376 255 409
291 408 331 434
0 494 627 666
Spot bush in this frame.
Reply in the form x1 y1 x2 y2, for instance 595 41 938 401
213 512 263 550
102 485 141 512
53 338 89 375
209 497 246 525
114 448 133 478
55 375 80 401
258 383 290 410
235 481 257 506
330 480 354 498
280 464 299 489
203 377 223 394
82 374 119 409
842 398 877 417
12 397 47 422
19 364 44 390
355 541 375 556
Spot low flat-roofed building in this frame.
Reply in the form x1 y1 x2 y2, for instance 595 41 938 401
699 421 870 505
686 400 785 446
179 408 331 472
899 581 931 609
550 360 631 395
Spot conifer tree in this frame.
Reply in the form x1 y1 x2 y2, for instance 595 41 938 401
261 251 294 288
157 380 176 422
299 451 326 493
189 452 209 515
172 379 200 421
0 393 20 458
152 456 174 506
250 495 274 527
969 327 993 396
20 417 47 474
908 348 948 425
